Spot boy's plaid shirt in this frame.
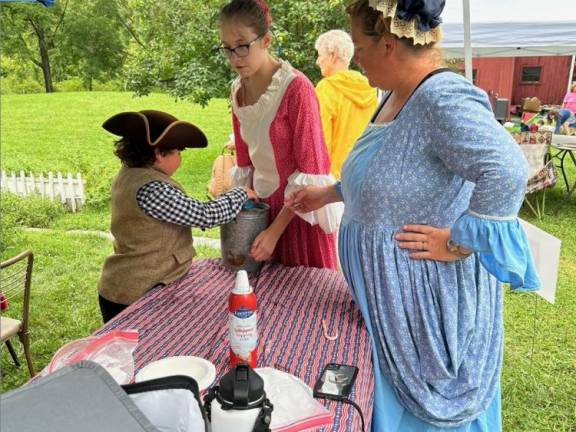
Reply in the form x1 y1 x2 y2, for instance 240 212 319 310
136 181 247 228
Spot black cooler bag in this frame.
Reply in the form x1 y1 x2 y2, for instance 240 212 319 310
0 360 208 432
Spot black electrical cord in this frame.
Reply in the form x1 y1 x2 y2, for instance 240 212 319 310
341 398 365 432
316 396 366 432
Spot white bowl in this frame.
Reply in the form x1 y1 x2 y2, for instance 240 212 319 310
135 356 216 391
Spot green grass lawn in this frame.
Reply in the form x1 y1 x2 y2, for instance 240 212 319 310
1 91 232 195
0 230 220 392
1 91 228 238
1 92 575 431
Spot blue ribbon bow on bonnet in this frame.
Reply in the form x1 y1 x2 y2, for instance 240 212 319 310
396 0 445 32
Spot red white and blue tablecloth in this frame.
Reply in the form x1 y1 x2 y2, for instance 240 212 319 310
97 259 374 432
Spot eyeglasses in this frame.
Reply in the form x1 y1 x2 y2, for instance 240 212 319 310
214 35 263 59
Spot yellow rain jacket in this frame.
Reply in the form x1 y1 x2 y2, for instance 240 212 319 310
316 70 377 179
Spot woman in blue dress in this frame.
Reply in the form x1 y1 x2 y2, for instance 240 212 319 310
286 1 540 431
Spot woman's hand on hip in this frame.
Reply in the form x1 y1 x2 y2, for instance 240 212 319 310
395 225 460 262
250 228 279 262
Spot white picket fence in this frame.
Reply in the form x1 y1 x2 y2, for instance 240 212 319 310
1 170 85 212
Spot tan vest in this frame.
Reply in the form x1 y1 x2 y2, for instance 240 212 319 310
98 166 195 304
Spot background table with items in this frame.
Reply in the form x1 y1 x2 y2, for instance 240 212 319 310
96 259 374 432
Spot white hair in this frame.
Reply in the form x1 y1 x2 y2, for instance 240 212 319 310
315 29 354 67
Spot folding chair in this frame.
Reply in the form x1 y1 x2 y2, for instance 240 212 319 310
550 134 576 214
1 250 35 377
513 131 557 219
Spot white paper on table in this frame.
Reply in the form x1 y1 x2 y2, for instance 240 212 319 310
519 219 561 304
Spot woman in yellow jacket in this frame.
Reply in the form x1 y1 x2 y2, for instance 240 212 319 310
315 29 378 179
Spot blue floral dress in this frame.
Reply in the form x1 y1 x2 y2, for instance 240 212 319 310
337 72 539 431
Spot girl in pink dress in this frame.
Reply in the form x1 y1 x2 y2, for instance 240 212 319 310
217 0 342 270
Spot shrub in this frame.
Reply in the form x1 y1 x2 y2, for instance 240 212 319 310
53 78 125 93
55 77 85 92
0 194 23 255
72 160 114 210
1 77 44 95
92 79 124 92
1 193 66 228
84 175 112 209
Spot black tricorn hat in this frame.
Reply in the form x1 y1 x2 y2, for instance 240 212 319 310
102 110 208 149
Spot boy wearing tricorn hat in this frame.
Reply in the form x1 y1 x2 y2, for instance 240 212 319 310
98 110 257 322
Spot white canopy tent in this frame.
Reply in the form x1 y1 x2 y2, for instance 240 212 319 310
441 21 576 58
440 0 576 90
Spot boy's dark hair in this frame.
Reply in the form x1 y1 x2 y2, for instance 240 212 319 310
114 139 178 168
219 0 272 35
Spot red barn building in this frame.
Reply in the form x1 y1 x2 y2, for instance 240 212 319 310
464 56 576 112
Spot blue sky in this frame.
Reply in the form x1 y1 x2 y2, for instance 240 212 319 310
442 0 576 23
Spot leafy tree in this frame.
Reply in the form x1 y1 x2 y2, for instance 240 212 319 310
0 1 69 92
122 0 231 106
123 0 348 106
2 0 351 99
57 0 126 90
271 0 347 82
1 0 128 92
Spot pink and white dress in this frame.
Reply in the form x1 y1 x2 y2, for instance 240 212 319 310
230 60 342 270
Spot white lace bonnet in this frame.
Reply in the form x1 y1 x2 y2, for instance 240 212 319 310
368 0 443 45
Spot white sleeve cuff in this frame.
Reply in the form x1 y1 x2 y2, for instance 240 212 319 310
285 171 344 233
229 166 253 188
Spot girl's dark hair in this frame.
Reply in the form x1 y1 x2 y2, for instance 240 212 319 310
219 0 272 35
114 139 175 168
346 0 437 52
